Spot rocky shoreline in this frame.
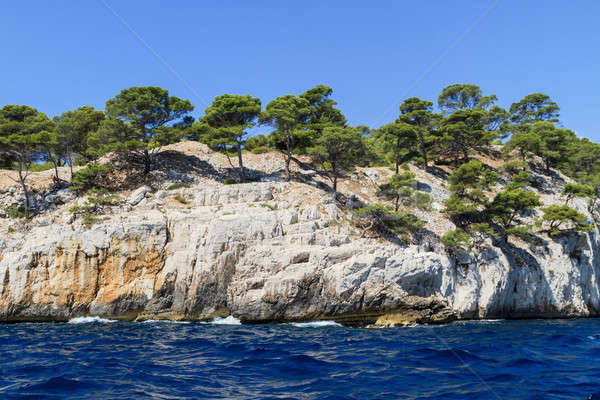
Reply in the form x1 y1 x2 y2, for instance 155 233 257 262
1 143 599 327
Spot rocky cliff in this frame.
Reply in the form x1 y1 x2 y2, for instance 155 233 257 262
1 142 598 326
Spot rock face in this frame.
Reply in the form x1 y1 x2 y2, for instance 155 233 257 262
1 144 599 325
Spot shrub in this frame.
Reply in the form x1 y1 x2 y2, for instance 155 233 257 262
5 204 26 219
413 192 433 211
71 163 114 192
250 146 270 154
562 183 594 204
245 134 272 152
352 204 423 238
505 225 536 243
378 172 432 211
223 178 237 185
506 171 531 190
441 229 472 251
500 160 528 174
82 214 101 229
260 203 277 211
87 193 120 206
539 204 592 236
487 188 541 229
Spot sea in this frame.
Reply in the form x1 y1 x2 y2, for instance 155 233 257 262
1 317 600 399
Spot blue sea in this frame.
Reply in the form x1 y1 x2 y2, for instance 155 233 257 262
1 317 600 399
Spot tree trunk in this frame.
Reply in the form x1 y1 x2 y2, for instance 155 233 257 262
53 161 60 182
395 195 399 211
143 149 151 174
17 161 30 218
285 133 293 181
332 165 338 192
396 136 400 173
418 129 428 171
236 141 245 182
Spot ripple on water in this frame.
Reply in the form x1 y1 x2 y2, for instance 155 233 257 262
1 319 600 399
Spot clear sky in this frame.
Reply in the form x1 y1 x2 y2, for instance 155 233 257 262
2 1 599 140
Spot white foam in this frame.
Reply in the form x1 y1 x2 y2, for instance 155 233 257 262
209 316 242 325
142 319 191 324
453 319 504 325
67 316 117 324
289 320 342 328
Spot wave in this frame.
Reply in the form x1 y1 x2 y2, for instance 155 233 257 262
67 316 117 324
208 316 242 325
142 319 191 324
289 320 342 328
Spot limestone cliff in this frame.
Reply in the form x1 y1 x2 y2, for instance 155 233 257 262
1 142 598 326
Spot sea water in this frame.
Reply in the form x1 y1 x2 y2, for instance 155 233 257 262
1 318 600 399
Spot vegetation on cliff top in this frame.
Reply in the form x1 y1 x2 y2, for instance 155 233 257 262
1 83 598 245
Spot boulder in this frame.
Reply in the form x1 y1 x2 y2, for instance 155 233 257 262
128 185 153 206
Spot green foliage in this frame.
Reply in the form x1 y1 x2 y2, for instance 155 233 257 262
352 204 423 238
223 178 237 185
505 225 536 243
167 183 191 190
562 183 594 204
504 121 576 171
86 188 120 206
438 84 483 112
377 172 431 211
24 161 56 172
89 86 193 172
307 126 364 191
53 106 105 178
500 160 528 174
5 204 26 219
201 94 261 182
397 97 435 169
82 214 101 229
441 229 472 251
443 160 497 218
260 203 277 211
245 134 272 153
297 85 347 152
437 109 497 164
371 122 418 173
539 204 592 235
68 188 118 229
0 105 55 217
471 222 497 241
509 93 560 124
487 188 541 229
413 192 433 211
448 160 497 194
260 94 311 180
506 171 531 190
71 163 114 192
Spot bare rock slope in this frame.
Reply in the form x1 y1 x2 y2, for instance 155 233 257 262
1 142 599 325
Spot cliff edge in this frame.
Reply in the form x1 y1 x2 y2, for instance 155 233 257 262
1 142 598 326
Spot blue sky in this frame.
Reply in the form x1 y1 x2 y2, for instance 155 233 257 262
2 1 599 140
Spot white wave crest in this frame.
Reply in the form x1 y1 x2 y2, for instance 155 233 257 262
209 316 242 325
68 316 117 324
142 319 191 324
290 320 342 328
